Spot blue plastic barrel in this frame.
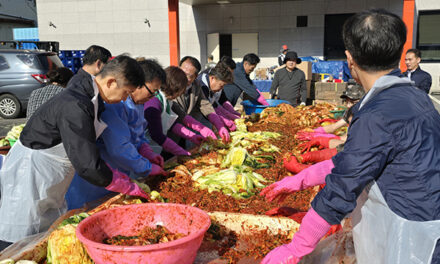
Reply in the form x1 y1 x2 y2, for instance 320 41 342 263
241 99 291 115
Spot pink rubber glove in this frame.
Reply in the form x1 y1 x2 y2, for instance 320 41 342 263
313 127 327 134
261 208 331 264
150 163 167 176
260 160 334 203
296 131 339 141
217 112 237 132
183 115 217 140
207 113 230 142
105 166 149 199
215 105 239 120
218 127 230 142
256 89 270 106
222 101 241 117
171 123 204 145
162 137 191 156
138 143 164 168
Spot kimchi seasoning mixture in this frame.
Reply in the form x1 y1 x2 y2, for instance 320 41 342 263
146 104 330 215
202 223 294 264
104 225 185 246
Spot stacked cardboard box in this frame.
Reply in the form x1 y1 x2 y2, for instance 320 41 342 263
255 68 268 80
314 82 347 105
297 61 312 98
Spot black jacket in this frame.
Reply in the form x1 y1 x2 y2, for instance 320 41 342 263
404 66 432 94
223 62 260 106
20 69 113 187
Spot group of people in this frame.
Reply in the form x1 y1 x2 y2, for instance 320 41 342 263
272 37 433 109
0 8 438 264
0 43 273 249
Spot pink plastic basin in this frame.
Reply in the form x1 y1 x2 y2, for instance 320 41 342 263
76 203 211 264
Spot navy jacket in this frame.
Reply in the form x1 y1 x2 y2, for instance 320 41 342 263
404 66 432 94
223 62 260 106
313 69 440 223
312 69 440 260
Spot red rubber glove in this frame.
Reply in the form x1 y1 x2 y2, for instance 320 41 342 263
301 148 337 163
283 155 311 174
299 136 340 152
265 207 307 224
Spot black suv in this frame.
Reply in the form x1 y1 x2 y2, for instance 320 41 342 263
0 49 63 118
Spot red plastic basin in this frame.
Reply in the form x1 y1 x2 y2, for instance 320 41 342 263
76 203 211 264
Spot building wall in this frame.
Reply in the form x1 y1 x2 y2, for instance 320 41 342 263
188 0 403 68
415 0 440 92
37 0 403 69
37 0 171 65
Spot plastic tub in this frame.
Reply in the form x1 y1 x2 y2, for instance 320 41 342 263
7 138 16 147
241 99 291 115
76 203 211 264
330 106 347 119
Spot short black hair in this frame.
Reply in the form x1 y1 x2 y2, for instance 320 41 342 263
46 67 73 87
98 55 145 88
163 66 187 97
209 62 233 84
342 9 406 72
83 45 112 65
137 59 166 85
208 55 214 60
243 53 260 65
179 56 201 73
406 48 421 58
220 55 236 70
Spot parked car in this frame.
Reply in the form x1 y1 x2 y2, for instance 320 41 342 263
0 49 63 119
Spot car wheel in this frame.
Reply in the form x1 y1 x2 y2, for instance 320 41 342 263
0 94 21 119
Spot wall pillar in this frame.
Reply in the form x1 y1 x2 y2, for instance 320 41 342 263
168 0 180 66
400 0 415 71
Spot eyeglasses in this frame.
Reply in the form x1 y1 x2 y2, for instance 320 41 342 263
144 84 159 96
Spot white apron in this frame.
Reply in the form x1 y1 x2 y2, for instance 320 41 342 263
352 182 440 264
352 75 440 263
0 79 106 242
146 91 178 154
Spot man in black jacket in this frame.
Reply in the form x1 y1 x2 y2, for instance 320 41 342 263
0 56 148 247
67 45 112 88
404 48 432 94
223 53 269 106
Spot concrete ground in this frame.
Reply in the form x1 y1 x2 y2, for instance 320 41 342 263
0 117 26 137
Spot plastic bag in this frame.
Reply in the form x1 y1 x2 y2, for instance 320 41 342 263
301 218 356 264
